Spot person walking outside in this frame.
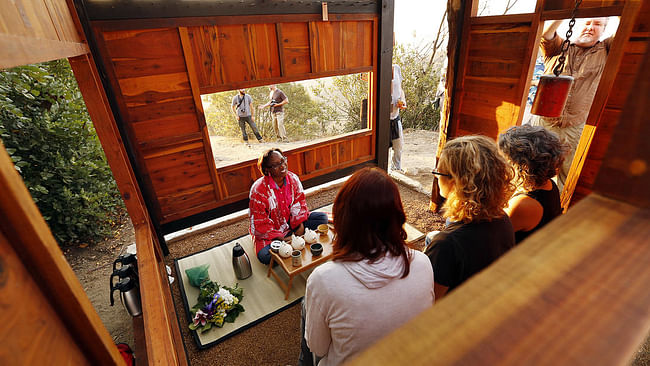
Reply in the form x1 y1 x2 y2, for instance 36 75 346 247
259 84 289 142
231 88 263 144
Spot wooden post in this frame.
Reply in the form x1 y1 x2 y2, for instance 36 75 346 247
376 0 394 170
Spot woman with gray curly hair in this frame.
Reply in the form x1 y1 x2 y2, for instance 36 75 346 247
498 125 568 243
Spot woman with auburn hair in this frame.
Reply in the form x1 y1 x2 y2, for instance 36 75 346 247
498 125 567 243
302 167 434 366
425 135 516 299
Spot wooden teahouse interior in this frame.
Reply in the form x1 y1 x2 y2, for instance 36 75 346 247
1 0 649 364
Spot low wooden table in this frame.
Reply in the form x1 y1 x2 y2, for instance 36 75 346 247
267 227 335 300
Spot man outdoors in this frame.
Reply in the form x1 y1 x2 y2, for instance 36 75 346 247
231 88 263 144
390 64 406 172
259 84 289 142
535 18 613 191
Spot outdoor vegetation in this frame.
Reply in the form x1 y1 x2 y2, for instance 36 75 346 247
0 59 123 245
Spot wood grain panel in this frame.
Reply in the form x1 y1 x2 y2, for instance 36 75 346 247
217 23 280 84
467 30 529 60
42 0 83 42
103 28 183 58
338 139 353 163
0 231 90 365
310 21 373 73
219 166 258 198
310 21 339 72
118 72 191 107
352 134 372 159
98 26 220 224
278 22 312 76
1 0 87 68
158 184 216 215
131 113 201 142
467 59 523 79
186 26 223 87
249 23 281 80
127 97 196 123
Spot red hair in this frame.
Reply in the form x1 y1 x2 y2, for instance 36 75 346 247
332 167 410 277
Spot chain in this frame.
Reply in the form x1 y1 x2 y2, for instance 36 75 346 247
553 0 583 76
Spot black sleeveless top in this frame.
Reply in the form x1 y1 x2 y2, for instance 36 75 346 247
514 180 562 243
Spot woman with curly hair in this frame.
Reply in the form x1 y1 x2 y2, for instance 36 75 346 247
425 135 516 298
302 167 434 365
498 125 567 243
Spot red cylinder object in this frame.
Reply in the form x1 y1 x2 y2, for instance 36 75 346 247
531 75 574 118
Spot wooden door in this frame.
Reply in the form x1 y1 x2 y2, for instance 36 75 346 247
444 8 543 142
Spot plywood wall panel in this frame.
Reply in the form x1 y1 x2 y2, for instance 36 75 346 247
118 73 191 106
131 114 201 142
97 26 221 224
310 21 373 73
448 16 538 141
1 0 87 68
249 23 282 80
126 97 196 123
278 22 312 76
158 185 216 216
0 232 90 365
186 26 223 87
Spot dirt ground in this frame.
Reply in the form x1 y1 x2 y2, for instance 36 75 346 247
64 129 650 365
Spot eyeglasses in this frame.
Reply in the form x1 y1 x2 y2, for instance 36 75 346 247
431 170 451 178
269 156 287 170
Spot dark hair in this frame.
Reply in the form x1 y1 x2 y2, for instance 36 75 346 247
498 125 568 190
258 148 283 176
332 167 411 277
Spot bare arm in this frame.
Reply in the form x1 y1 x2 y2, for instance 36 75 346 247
249 100 255 119
542 20 563 41
434 282 449 299
505 194 544 233
231 104 238 118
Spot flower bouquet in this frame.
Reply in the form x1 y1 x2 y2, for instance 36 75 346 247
188 280 245 333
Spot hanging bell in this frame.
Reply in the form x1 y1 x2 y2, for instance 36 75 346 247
531 75 574 118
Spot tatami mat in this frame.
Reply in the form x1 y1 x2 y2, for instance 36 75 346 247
175 235 309 349
175 208 424 349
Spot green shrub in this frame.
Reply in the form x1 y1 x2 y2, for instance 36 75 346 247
0 59 124 245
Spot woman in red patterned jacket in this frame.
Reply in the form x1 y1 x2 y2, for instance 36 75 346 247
249 148 328 264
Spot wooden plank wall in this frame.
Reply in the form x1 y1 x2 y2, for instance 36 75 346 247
186 20 374 94
93 17 377 225
562 0 648 208
447 13 542 140
0 0 88 68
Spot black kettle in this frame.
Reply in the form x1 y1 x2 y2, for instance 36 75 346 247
232 243 252 280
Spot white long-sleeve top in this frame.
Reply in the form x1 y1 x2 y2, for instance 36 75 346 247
305 249 434 365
